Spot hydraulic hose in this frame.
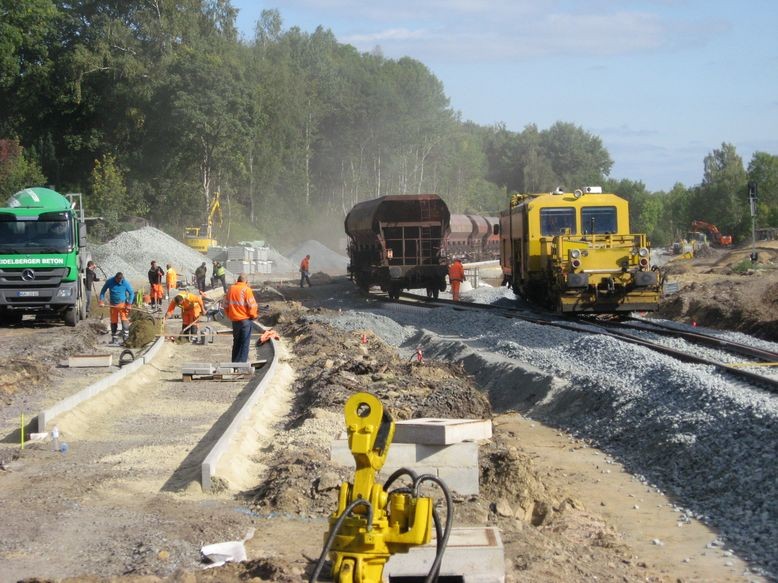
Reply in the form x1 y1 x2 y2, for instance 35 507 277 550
413 474 454 583
309 498 374 583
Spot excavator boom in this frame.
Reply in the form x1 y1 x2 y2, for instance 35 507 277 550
184 192 222 252
690 220 732 247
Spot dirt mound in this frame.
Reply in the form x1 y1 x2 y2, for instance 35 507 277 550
0 357 51 404
658 271 778 341
126 310 163 348
479 439 559 525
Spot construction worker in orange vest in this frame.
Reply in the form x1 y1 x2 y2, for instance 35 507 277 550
224 273 258 362
448 257 466 302
299 254 312 287
163 291 204 339
165 264 177 299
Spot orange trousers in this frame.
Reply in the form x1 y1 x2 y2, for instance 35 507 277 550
451 280 461 302
151 283 163 301
110 303 129 324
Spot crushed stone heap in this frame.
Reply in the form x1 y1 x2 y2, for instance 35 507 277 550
91 226 231 285
286 240 348 274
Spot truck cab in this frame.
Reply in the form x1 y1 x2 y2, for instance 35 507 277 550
0 187 89 326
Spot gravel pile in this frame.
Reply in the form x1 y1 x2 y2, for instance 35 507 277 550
267 248 297 274
317 291 778 578
286 240 348 274
91 227 229 285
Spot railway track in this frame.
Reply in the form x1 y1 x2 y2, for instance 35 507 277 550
389 291 778 394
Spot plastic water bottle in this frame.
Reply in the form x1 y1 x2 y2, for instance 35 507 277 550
51 426 60 452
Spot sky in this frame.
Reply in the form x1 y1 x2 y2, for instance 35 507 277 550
231 0 778 192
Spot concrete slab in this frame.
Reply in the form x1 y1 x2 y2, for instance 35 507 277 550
331 440 478 468
67 354 113 368
182 362 215 375
331 440 480 494
384 527 504 583
394 418 492 445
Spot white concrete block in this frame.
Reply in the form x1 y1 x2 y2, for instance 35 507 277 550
394 418 492 445
331 440 478 468
331 440 480 494
384 527 504 582
67 354 113 368
182 362 215 375
436 465 480 495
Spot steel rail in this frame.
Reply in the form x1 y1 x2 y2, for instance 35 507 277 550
391 291 778 394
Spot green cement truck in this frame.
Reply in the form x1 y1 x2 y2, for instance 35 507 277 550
0 187 89 326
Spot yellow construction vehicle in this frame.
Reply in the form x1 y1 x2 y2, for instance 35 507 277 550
310 392 453 583
184 191 222 252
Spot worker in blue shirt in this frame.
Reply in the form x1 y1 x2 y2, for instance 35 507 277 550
99 272 134 343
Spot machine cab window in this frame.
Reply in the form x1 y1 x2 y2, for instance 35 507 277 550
540 208 576 236
581 206 617 234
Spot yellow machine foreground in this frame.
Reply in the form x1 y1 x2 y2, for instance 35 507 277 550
309 392 453 583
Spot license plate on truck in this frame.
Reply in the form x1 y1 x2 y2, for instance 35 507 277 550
17 291 39 297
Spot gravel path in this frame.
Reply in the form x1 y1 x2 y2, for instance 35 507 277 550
313 286 778 579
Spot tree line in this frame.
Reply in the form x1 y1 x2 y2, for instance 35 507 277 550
1 1 776 248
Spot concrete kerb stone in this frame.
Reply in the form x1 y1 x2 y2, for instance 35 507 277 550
36 336 165 432
200 321 279 491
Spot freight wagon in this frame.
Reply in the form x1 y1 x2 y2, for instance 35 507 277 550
499 187 660 313
448 214 500 261
345 194 450 299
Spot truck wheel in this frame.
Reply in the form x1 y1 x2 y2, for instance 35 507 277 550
64 305 79 327
78 281 87 320
0 309 23 325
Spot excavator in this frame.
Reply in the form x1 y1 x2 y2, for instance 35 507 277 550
690 220 733 247
184 191 222 252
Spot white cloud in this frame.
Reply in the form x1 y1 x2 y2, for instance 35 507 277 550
319 4 721 62
342 28 431 44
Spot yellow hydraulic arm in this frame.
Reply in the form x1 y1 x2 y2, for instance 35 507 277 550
310 392 452 583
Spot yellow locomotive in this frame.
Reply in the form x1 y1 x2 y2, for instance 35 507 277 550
499 187 660 313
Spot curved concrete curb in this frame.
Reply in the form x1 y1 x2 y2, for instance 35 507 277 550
200 322 278 491
36 337 166 432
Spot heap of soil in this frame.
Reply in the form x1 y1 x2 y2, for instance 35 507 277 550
243 308 562 533
0 321 98 402
658 242 778 341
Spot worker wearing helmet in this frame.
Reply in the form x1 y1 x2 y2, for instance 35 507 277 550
224 273 258 362
163 291 204 339
448 258 466 302
98 272 134 344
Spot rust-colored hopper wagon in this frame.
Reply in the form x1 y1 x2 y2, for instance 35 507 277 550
345 194 450 299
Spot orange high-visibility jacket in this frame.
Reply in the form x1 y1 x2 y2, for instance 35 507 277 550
300 257 310 272
166 267 177 288
166 291 204 319
448 261 465 282
224 281 258 321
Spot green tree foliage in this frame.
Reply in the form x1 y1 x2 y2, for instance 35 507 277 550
0 139 46 196
7 2 771 253
693 143 747 235
87 154 145 239
483 122 612 194
747 152 778 227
